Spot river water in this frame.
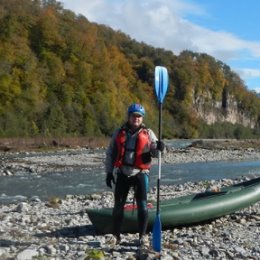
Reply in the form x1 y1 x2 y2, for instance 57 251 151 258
1 141 260 204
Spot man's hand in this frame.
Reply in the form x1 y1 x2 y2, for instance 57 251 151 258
156 141 165 152
106 172 115 188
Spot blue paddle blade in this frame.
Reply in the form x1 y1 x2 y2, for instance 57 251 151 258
154 66 169 104
152 214 162 252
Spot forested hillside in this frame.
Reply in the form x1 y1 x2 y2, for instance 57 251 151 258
0 0 259 139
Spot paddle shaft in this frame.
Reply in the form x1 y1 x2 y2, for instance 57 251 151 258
156 102 162 214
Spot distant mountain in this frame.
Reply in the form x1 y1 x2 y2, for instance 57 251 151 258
0 0 259 138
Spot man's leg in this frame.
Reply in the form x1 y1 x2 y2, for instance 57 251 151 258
112 173 130 242
135 173 149 243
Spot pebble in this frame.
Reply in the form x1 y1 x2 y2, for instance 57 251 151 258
15 202 29 213
16 246 38 260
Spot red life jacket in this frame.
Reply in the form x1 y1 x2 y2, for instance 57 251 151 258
114 127 152 170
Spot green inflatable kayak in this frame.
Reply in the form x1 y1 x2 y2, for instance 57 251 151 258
87 177 260 234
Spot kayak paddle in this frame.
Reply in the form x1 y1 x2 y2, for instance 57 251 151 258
152 66 169 253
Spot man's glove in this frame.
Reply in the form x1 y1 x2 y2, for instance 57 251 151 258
106 172 115 188
156 141 165 152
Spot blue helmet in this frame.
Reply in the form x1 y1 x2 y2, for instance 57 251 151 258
127 103 145 117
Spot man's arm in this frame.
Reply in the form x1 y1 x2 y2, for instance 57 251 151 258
148 129 165 157
105 129 119 174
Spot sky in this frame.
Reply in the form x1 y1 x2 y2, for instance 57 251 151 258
60 0 260 94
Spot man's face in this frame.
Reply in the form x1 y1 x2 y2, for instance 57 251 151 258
129 113 143 129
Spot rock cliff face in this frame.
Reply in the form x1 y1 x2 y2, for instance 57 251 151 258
193 91 256 128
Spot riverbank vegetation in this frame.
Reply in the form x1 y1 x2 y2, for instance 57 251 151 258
0 136 109 151
0 0 260 139
199 122 260 139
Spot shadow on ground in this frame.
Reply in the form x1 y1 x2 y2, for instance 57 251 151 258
34 224 96 239
0 239 32 247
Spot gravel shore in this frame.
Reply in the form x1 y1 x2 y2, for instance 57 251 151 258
1 139 260 176
0 178 259 260
0 139 259 259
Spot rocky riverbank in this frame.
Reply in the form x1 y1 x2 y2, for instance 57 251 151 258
0 139 260 259
1 139 260 176
0 177 259 260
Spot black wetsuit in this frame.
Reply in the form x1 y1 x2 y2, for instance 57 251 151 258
113 171 149 239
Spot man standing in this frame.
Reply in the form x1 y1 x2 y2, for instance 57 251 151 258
105 103 164 247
